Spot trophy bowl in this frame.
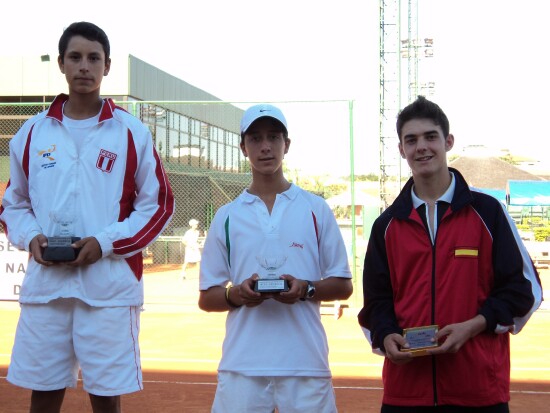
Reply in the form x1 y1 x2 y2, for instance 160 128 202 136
254 254 289 293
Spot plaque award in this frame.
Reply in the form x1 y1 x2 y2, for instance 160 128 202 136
254 236 289 293
42 212 81 261
400 325 439 356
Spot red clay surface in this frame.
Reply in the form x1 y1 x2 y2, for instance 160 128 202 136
1 265 549 412
2 368 550 413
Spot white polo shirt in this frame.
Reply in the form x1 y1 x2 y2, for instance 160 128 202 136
200 184 351 377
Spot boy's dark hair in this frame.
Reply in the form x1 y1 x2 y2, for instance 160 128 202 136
396 96 450 140
58 22 110 62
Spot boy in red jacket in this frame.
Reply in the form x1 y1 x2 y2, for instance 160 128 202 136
359 96 542 412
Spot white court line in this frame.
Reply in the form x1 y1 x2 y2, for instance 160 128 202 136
1 376 549 395
141 379 384 391
141 357 218 364
139 380 550 395
140 357 384 369
144 380 217 386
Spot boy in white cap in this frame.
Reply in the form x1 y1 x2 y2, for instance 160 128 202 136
199 104 353 412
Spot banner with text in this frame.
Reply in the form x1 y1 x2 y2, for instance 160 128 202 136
0 234 28 301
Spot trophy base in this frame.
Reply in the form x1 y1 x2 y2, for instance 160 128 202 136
254 278 289 293
43 237 81 262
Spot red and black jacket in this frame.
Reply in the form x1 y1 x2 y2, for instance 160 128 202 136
358 168 542 407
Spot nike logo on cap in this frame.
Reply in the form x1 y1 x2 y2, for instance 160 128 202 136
259 109 270 112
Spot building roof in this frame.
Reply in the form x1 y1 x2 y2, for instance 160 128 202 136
0 54 243 134
449 156 546 190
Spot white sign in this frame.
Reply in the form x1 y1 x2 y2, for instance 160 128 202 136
0 234 28 301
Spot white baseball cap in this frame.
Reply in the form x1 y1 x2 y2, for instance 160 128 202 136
240 104 288 135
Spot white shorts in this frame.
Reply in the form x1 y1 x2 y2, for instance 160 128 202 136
7 298 142 396
212 372 337 413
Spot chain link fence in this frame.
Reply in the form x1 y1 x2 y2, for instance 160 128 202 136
0 100 367 306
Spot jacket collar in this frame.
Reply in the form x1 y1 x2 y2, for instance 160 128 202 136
392 167 473 219
46 93 116 123
411 171 456 209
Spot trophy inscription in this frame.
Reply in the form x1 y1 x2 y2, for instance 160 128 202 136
400 325 440 356
254 236 289 293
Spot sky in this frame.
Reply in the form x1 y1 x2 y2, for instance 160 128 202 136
2 0 550 175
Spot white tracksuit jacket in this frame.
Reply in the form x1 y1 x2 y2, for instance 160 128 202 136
0 94 174 306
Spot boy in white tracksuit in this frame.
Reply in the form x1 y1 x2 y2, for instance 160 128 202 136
0 22 174 413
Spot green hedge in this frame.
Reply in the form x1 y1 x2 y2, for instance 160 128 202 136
533 227 550 242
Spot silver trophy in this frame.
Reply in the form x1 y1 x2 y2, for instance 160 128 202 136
254 236 289 293
42 211 81 261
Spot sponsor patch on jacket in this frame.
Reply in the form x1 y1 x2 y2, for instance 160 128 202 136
38 145 56 169
454 247 479 257
96 149 117 173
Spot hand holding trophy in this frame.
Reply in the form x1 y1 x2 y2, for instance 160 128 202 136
400 325 440 356
254 235 289 293
42 211 81 261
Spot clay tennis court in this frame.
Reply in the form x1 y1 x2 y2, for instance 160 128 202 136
1 265 549 412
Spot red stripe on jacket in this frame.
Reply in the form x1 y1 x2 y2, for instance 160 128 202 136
113 131 174 279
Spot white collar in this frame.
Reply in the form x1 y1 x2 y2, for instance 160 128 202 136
411 172 455 209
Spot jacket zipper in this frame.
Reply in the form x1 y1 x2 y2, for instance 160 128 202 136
431 240 438 406
429 204 451 407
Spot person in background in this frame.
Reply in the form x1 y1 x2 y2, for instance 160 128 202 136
358 96 542 413
198 103 353 412
181 218 201 279
0 21 174 413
